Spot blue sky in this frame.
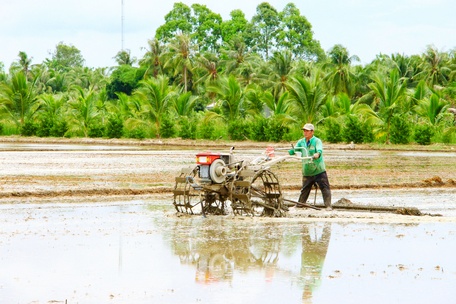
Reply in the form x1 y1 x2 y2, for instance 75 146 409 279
1 0 455 69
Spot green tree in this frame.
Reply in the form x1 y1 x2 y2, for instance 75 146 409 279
155 2 193 42
207 75 245 121
134 75 173 137
277 3 324 60
0 72 38 128
342 115 364 143
368 69 408 143
106 65 141 99
249 2 281 59
66 86 103 137
413 123 434 145
220 9 249 44
164 34 195 92
139 39 166 78
114 49 136 66
390 114 411 144
190 4 223 52
324 44 359 96
415 93 449 125
285 70 327 125
45 42 85 72
418 46 451 88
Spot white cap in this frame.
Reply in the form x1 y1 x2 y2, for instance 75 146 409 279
302 123 314 131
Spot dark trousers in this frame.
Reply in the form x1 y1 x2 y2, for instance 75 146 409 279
298 171 332 207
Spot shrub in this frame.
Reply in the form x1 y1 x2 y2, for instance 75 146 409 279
413 124 434 145
51 121 68 137
342 115 364 144
265 117 288 142
106 117 124 138
127 127 147 139
178 117 197 139
361 122 375 143
440 127 456 144
228 119 250 141
390 115 411 144
88 123 105 138
250 116 268 142
324 119 343 143
20 121 38 136
160 116 176 138
199 120 215 139
36 118 52 137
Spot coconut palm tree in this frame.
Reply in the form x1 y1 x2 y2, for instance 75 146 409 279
415 92 450 125
140 38 166 78
0 72 38 128
193 52 220 87
264 50 295 97
206 75 245 122
244 83 265 116
171 91 198 117
163 34 195 92
261 90 296 128
220 38 262 85
34 93 69 136
66 86 103 137
134 75 173 136
368 69 408 143
324 44 359 96
114 49 136 66
285 69 327 125
19 52 32 76
418 46 451 88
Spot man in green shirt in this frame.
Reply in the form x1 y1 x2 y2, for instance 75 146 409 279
289 123 332 210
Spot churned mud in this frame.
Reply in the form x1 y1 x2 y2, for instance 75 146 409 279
1 137 456 304
1 137 455 220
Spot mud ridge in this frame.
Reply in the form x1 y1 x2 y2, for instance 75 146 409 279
1 181 455 199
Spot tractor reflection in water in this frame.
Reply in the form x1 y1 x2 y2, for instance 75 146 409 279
173 147 311 217
165 217 332 301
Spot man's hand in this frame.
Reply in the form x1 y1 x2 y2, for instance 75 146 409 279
313 153 320 159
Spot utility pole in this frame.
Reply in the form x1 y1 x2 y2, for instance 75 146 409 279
121 0 124 51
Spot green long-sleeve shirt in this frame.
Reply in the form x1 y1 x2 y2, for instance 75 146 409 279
290 136 326 176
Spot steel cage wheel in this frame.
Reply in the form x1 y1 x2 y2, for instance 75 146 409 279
202 191 228 215
250 169 285 217
173 167 202 214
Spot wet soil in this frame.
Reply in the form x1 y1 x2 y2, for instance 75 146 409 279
1 137 456 303
0 136 455 221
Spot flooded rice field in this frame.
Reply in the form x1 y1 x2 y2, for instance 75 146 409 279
0 139 455 303
1 200 455 304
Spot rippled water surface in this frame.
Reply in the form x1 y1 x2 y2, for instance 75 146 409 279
1 200 455 304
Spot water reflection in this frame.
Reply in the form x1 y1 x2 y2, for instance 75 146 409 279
3 202 456 303
301 223 331 302
160 216 333 301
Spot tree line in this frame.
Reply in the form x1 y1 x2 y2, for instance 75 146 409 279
0 2 455 145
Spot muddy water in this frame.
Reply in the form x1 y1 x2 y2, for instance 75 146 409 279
1 199 456 304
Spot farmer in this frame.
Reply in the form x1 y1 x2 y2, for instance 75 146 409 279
289 123 332 210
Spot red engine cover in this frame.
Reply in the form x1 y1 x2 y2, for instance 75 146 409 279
196 152 221 165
